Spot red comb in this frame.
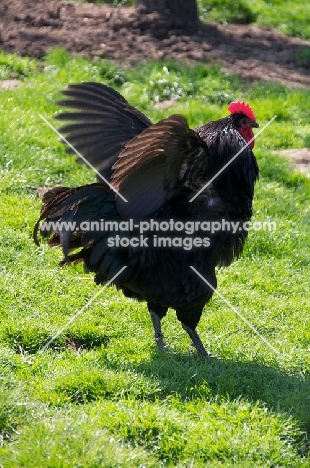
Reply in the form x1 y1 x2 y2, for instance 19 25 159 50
228 101 256 120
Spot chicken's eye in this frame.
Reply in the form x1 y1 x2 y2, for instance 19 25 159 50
239 117 249 127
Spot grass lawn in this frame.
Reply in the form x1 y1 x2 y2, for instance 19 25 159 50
198 0 310 40
0 49 310 466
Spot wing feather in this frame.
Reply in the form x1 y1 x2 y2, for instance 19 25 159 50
111 114 210 218
55 83 152 181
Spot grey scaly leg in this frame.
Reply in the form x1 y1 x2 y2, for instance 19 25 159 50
149 310 167 351
182 324 211 357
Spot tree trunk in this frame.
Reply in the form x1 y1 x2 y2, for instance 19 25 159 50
136 0 199 32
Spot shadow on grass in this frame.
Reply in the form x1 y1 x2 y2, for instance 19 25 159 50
108 350 310 454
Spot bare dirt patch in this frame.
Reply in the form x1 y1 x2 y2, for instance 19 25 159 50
276 148 310 176
0 0 310 88
0 79 21 89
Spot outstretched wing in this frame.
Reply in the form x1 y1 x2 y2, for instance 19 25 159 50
55 83 152 181
111 114 210 218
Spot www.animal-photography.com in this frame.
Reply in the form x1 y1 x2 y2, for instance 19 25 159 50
1 0 309 466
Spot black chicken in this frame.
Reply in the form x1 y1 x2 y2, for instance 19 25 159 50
34 83 259 356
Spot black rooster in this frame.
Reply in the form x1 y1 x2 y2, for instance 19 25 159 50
34 83 259 356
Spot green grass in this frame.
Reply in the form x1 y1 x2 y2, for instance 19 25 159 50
0 49 310 466
198 0 310 40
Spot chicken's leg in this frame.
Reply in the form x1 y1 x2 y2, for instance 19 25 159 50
147 303 168 351
149 311 166 350
182 324 211 357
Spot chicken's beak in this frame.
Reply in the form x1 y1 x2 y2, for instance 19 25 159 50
251 121 259 128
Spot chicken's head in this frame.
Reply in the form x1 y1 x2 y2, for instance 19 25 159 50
228 101 259 149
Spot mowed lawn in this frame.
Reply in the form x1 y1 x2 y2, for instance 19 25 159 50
0 49 310 466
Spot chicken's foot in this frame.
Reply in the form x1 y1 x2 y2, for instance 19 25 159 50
182 324 211 357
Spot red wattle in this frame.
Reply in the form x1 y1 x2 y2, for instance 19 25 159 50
239 127 255 149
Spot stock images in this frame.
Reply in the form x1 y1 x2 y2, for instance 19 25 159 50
1 0 310 465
